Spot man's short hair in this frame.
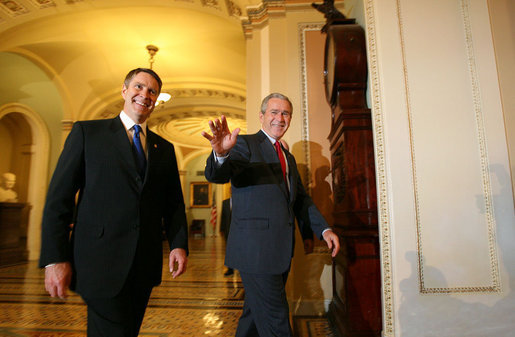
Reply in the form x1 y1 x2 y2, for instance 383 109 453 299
123 68 162 93
260 93 293 114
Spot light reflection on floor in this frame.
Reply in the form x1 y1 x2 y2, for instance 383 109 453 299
0 236 335 336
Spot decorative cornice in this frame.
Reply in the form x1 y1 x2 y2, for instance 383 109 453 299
28 0 56 9
95 87 245 120
226 0 243 17
167 88 246 103
150 110 245 125
241 1 343 39
0 0 29 16
200 0 221 11
0 0 243 30
242 1 286 38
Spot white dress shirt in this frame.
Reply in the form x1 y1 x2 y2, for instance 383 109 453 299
120 111 148 157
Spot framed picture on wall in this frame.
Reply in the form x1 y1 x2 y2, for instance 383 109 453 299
190 182 211 208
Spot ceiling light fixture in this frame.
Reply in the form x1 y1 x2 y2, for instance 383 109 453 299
146 44 171 106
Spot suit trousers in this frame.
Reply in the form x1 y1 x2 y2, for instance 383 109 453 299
236 271 292 337
82 262 153 337
83 280 152 336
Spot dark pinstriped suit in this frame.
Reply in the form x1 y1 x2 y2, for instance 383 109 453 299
205 130 329 336
40 116 188 334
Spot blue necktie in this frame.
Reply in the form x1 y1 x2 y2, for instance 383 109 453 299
132 125 146 179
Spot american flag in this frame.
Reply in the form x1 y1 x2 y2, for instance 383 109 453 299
209 190 217 234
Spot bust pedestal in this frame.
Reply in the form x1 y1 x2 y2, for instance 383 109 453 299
0 202 29 266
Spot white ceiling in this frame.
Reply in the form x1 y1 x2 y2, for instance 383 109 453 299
0 0 259 150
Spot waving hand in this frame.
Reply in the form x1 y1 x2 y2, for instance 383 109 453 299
201 115 240 156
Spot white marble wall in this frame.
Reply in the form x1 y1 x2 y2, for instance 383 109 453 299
364 0 515 335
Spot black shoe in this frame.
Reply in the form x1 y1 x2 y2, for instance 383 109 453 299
224 268 234 276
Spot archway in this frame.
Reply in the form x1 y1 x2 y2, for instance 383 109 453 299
0 103 50 261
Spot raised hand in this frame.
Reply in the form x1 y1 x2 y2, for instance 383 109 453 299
201 115 240 157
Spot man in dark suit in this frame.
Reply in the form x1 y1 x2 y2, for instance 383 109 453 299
202 92 340 336
39 68 189 337
220 197 234 276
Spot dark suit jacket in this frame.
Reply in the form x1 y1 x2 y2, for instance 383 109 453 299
220 198 232 241
205 130 328 275
39 116 188 298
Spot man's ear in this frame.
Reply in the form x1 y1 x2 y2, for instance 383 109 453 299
121 85 127 98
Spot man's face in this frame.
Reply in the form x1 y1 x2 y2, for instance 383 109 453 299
259 98 292 140
121 72 160 124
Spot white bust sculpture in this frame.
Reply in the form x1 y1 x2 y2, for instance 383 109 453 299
0 172 18 203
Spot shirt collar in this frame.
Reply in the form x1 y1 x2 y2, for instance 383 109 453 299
120 111 147 136
261 129 279 145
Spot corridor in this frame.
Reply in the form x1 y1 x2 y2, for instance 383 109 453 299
0 236 335 336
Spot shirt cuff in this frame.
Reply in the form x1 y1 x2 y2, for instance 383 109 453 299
322 228 332 236
214 151 229 164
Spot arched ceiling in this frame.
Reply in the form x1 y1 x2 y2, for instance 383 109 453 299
0 0 265 151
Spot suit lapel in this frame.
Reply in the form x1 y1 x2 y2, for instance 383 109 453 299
257 131 290 199
284 150 296 203
110 117 135 168
146 130 159 179
109 116 144 185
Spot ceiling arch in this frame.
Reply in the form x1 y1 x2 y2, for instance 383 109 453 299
0 0 252 152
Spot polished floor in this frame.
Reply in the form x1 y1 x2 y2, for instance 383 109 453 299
0 236 335 336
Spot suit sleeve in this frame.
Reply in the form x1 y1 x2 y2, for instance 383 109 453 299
297 215 315 241
39 122 85 267
292 162 330 240
204 136 250 183
162 143 189 254
204 151 235 184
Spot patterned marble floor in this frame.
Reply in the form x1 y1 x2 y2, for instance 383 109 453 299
0 236 335 336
